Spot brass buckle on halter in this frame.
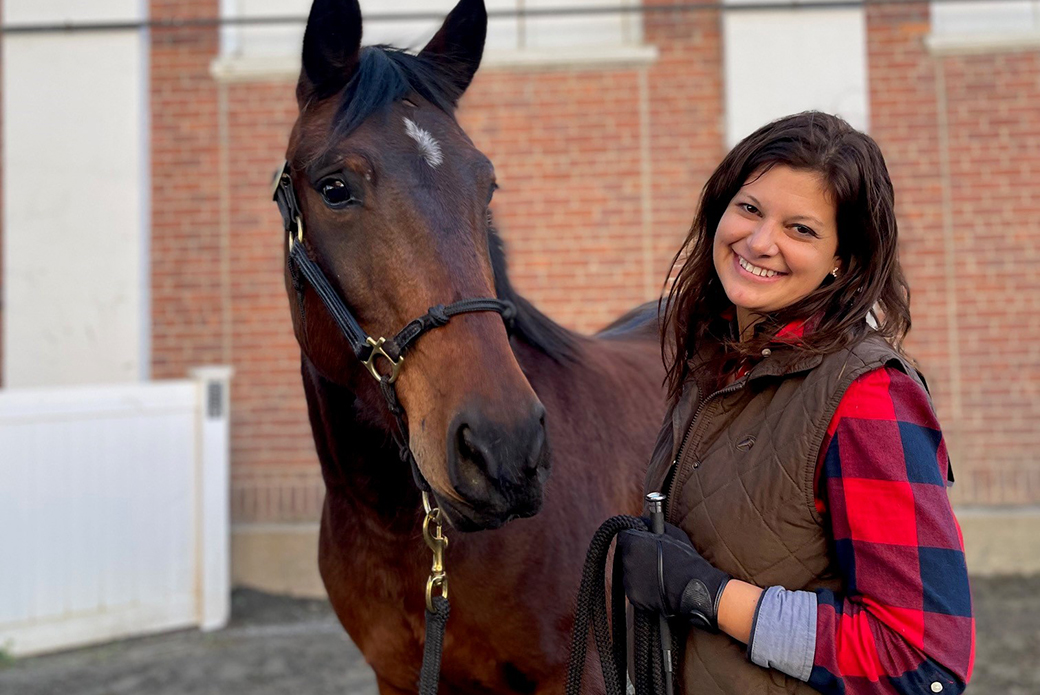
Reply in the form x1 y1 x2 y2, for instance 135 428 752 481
363 336 403 384
288 215 304 251
422 491 449 613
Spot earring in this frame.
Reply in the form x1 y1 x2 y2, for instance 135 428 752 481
830 268 839 278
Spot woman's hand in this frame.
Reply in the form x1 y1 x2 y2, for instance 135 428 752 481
617 522 731 631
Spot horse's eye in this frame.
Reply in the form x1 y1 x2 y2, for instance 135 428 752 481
319 178 356 208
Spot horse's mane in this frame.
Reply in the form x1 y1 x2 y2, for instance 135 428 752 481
488 229 581 364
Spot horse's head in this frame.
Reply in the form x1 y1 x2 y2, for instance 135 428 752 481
284 0 550 531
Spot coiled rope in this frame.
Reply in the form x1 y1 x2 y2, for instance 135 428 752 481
566 515 679 695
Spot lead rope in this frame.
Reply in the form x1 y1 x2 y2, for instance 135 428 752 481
419 491 450 695
566 516 675 695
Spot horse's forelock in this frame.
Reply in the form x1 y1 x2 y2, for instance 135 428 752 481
332 48 460 140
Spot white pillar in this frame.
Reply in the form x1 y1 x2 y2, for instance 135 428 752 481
191 365 234 631
2 0 151 387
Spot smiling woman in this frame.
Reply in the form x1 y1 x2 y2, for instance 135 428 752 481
614 112 976 695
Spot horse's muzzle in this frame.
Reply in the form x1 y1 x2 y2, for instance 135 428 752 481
444 403 551 530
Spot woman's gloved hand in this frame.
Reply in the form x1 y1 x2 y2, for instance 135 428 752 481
617 522 731 631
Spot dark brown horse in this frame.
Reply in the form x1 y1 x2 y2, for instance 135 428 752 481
281 0 667 692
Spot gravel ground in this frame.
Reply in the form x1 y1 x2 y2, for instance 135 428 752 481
1 576 1036 695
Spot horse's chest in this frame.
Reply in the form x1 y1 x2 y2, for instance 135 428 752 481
323 546 550 694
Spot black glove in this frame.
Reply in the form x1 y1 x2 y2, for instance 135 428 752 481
617 522 731 632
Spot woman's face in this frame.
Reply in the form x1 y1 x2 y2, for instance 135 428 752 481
713 165 840 330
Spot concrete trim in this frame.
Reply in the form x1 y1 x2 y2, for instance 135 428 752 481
955 507 1040 576
210 45 660 83
925 31 1040 56
231 523 325 599
230 509 1040 597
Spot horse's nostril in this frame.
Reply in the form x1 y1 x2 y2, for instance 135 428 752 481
456 423 497 478
524 424 547 475
458 425 475 458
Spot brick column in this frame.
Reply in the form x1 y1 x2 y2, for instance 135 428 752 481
868 2 1040 504
645 0 726 282
150 0 225 379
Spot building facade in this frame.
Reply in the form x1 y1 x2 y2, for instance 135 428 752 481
3 0 1039 590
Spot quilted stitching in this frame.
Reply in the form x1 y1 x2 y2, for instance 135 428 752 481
670 338 911 591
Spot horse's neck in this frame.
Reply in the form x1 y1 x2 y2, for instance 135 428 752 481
300 359 422 531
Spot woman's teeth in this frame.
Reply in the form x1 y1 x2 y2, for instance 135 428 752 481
739 256 780 278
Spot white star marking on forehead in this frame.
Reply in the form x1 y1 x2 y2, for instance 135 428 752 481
403 117 443 168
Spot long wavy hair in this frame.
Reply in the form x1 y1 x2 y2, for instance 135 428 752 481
662 111 911 401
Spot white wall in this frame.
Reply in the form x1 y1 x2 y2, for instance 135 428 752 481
722 1 869 147
2 0 150 387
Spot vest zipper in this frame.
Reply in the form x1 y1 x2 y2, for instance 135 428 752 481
664 376 749 523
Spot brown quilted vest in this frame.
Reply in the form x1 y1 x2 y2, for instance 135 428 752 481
643 334 925 695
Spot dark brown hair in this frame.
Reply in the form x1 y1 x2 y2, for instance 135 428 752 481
662 111 911 400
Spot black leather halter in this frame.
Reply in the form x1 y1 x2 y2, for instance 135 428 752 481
272 161 516 491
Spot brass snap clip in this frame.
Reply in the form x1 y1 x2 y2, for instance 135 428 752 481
422 491 449 613
363 336 404 384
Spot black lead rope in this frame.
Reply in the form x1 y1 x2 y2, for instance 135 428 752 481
567 516 676 695
419 596 451 695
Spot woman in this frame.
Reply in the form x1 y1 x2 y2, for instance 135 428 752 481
618 112 974 695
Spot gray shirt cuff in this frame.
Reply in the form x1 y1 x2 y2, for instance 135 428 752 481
747 586 817 682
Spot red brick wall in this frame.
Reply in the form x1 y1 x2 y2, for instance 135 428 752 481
150 0 225 380
142 3 1038 521
934 47 1040 503
867 2 1040 504
224 81 317 519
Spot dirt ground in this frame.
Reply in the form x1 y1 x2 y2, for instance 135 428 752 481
1 576 1036 695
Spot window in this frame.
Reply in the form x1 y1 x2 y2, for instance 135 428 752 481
220 0 644 60
722 0 869 146
931 0 1040 37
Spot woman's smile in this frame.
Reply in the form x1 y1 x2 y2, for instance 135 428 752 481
735 253 786 280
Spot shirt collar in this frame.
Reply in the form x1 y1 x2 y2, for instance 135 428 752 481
721 306 814 344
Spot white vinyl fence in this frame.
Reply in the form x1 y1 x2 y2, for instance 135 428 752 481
0 367 232 656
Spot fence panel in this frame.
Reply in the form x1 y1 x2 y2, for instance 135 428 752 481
0 370 231 656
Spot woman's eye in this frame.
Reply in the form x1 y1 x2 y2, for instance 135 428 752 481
320 179 356 208
793 225 819 238
739 202 758 214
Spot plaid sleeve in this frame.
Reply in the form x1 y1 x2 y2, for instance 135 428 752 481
809 367 975 695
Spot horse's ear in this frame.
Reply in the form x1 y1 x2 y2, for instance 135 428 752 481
419 0 487 98
297 0 363 106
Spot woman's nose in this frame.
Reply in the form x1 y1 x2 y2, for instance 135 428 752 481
746 221 779 257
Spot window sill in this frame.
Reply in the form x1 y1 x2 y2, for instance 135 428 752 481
925 31 1040 56
210 44 659 83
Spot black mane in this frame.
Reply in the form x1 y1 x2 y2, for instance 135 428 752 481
488 229 580 364
332 46 463 139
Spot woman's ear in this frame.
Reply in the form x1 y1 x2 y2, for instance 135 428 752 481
297 0 363 107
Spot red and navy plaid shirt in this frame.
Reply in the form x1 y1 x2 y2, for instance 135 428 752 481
808 367 975 694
